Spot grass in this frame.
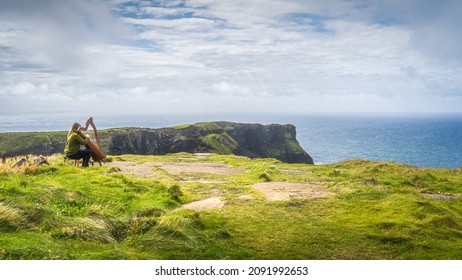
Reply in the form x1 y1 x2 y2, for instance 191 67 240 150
201 133 238 155
0 132 66 156
1 154 462 259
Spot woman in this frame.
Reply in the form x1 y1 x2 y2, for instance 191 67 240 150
64 122 92 167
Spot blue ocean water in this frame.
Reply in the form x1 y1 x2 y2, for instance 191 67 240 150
1 113 461 168
290 115 462 168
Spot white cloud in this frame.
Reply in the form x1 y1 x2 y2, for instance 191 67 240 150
1 0 132 72
368 0 462 62
123 17 217 31
211 82 252 96
11 81 35 95
1 0 461 115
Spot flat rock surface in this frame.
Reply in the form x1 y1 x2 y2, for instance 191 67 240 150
153 162 249 175
182 197 225 211
106 161 248 177
252 182 334 201
105 161 156 177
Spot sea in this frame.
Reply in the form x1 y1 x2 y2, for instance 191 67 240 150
1 112 462 169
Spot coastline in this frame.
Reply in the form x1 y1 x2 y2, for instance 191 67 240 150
1 113 462 168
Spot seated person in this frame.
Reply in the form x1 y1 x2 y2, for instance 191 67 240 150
64 122 92 167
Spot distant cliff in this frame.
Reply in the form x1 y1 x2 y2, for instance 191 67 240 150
0 122 313 164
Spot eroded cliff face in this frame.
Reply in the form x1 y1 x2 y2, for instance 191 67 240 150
1 122 314 164
105 122 313 164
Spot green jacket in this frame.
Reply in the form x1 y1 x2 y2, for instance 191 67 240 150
64 132 89 156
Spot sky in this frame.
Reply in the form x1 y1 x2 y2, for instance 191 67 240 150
1 0 462 115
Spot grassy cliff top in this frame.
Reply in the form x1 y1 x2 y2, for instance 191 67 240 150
0 121 312 164
1 153 462 260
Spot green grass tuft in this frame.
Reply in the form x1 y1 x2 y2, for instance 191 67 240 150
1 154 462 259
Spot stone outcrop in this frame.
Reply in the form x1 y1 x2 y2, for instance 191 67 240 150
0 122 314 164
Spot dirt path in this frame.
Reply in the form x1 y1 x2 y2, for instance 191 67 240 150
252 182 334 201
152 162 249 175
106 161 248 177
105 161 156 177
104 160 332 211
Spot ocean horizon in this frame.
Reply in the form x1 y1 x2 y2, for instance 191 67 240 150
1 112 462 169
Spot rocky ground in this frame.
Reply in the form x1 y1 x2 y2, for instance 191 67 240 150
106 159 334 211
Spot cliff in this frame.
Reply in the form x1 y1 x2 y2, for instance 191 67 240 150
0 121 313 164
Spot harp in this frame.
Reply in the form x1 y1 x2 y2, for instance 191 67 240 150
76 117 106 165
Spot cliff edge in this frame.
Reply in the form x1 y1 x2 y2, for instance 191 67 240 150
0 121 313 164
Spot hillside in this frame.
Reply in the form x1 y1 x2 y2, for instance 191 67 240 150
1 153 462 260
0 121 313 164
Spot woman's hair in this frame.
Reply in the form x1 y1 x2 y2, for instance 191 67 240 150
68 122 81 136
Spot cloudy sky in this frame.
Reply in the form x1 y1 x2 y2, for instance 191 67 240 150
1 0 462 115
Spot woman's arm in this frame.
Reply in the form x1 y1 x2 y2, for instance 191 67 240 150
75 128 89 144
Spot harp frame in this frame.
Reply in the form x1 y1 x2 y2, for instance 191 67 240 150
76 117 106 165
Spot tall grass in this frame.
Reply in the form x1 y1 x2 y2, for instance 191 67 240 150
1 154 462 259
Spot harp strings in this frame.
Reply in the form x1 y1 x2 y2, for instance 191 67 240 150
82 117 100 148
88 130 97 145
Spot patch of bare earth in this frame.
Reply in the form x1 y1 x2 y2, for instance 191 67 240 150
421 192 459 201
182 197 225 211
105 161 156 177
252 182 334 201
178 176 226 183
153 162 249 175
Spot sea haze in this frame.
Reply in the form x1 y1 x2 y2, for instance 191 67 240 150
1 113 461 169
